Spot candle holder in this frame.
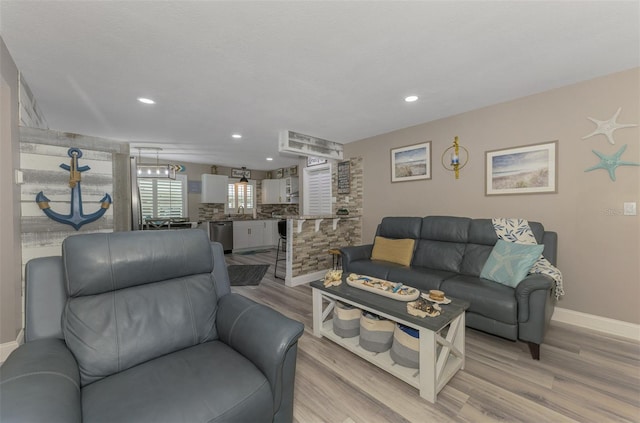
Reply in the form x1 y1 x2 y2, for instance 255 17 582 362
441 136 469 179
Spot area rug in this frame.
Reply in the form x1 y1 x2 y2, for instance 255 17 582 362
235 249 272 255
228 264 270 286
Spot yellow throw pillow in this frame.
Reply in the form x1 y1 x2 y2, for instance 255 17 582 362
370 236 415 266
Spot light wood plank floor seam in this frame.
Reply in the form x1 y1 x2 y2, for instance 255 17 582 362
226 249 640 423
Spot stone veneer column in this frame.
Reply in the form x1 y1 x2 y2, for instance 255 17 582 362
290 217 362 278
289 155 364 280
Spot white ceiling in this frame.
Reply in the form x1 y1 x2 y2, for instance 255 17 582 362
1 1 638 170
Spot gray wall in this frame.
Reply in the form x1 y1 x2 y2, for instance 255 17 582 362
0 38 22 344
344 68 639 325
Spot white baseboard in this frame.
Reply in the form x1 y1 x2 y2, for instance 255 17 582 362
552 307 640 340
287 269 330 287
0 329 24 362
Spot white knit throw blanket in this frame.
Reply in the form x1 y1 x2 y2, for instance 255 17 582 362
492 218 565 299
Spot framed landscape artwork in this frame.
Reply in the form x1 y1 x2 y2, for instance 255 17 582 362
391 142 432 182
485 141 558 196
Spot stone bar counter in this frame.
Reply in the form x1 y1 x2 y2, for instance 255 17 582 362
275 156 364 286
278 215 362 286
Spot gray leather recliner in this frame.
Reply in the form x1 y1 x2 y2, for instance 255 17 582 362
0 229 304 423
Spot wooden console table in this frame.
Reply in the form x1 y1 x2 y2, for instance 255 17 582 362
310 280 469 403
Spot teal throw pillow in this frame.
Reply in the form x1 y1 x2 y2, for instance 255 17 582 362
480 239 544 288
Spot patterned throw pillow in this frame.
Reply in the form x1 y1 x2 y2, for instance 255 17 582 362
370 236 415 266
480 239 544 287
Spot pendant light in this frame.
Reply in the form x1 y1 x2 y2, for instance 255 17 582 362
239 167 249 185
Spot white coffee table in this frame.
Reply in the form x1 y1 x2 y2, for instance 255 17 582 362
311 280 469 403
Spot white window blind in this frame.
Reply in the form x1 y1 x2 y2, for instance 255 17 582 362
227 180 255 212
245 184 254 209
138 175 187 219
303 164 332 215
227 184 235 210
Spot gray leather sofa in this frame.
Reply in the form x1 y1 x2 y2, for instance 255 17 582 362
341 216 558 360
0 229 304 423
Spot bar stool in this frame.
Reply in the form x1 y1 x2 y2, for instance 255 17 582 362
274 220 287 279
328 248 342 270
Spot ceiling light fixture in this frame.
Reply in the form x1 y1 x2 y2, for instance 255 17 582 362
137 97 156 104
135 147 175 179
404 95 418 102
232 134 242 139
266 157 273 161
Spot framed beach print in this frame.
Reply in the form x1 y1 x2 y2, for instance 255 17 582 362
391 142 431 182
485 140 558 196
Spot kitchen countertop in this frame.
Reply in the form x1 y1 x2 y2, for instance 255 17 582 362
143 219 198 230
274 214 360 219
213 217 281 221
200 216 360 222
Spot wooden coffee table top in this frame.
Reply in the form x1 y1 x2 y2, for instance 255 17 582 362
310 280 469 333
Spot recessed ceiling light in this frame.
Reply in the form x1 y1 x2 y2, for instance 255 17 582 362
266 157 273 161
232 134 242 139
404 95 418 102
137 97 155 104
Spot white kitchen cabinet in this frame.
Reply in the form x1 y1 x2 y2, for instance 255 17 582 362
261 179 282 204
261 177 299 204
233 220 278 250
262 220 277 247
201 174 228 203
233 221 250 250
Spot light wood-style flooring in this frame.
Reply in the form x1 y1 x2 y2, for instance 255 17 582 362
226 249 640 423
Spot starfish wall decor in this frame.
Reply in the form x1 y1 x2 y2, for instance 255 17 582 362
582 107 637 145
584 144 640 181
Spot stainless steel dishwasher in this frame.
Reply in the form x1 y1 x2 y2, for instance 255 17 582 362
209 221 234 253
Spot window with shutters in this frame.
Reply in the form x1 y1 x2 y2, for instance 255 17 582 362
138 175 187 219
227 180 255 213
303 163 332 215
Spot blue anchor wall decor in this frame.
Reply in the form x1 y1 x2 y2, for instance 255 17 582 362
36 148 112 230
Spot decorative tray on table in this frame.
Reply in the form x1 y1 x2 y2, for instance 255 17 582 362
345 273 420 301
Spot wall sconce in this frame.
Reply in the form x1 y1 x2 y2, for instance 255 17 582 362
441 136 469 179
